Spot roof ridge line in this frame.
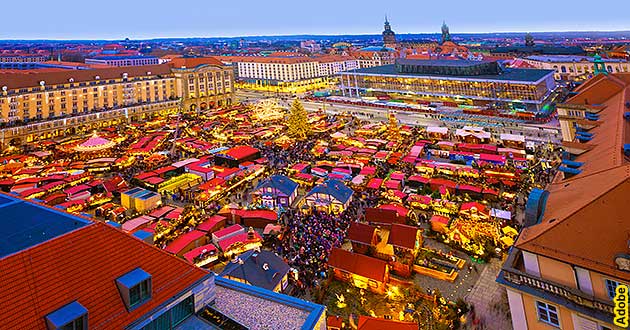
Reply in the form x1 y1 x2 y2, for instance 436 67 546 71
517 168 630 246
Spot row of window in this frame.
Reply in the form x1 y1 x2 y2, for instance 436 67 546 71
535 300 611 330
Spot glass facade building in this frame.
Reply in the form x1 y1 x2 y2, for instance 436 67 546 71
339 59 556 111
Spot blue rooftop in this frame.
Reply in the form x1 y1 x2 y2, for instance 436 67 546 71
45 301 87 329
116 267 151 288
255 175 299 197
0 194 91 259
306 179 354 204
360 46 395 52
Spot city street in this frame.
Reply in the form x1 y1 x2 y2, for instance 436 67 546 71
236 90 562 145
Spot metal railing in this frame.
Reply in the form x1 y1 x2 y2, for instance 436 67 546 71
501 249 614 315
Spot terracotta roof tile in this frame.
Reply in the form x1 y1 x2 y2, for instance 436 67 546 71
0 64 172 90
517 74 630 280
0 222 208 329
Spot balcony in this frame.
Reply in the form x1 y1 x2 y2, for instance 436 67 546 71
498 247 614 323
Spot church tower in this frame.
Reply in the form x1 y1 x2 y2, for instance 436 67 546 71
382 16 397 49
593 54 608 75
441 21 451 44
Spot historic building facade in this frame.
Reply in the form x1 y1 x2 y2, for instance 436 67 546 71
498 72 630 330
0 57 236 146
169 57 234 111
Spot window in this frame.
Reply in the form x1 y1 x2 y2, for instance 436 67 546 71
605 279 621 299
141 295 194 330
536 301 559 327
45 301 88 330
129 279 151 307
116 267 152 311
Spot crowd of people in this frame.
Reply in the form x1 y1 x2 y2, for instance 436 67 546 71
275 199 364 296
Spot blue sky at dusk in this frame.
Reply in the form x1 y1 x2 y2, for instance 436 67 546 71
2 0 630 40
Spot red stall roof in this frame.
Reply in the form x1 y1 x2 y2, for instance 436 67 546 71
328 248 388 282
217 231 261 251
366 178 383 189
164 230 206 254
197 215 227 232
224 145 259 160
183 244 218 264
387 224 419 250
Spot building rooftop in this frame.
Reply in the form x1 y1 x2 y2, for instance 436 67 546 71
254 174 299 197
306 179 354 204
346 63 554 82
0 193 91 258
525 55 626 63
346 222 376 245
169 56 225 69
0 64 172 90
0 197 210 329
220 250 290 291
518 73 630 280
387 224 419 250
88 55 158 60
213 276 325 330
328 248 388 282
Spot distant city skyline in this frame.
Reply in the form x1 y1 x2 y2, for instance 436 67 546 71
2 0 630 40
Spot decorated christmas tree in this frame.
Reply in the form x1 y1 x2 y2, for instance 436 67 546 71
287 99 312 139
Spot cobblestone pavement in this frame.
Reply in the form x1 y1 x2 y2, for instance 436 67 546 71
465 258 513 330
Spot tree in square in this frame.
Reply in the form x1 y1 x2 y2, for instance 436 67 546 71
287 99 312 139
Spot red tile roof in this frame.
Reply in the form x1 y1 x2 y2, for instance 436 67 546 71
327 248 388 282
169 56 224 68
0 64 172 90
387 224 419 250
517 74 630 280
0 222 208 330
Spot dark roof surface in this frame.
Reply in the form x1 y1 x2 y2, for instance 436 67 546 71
396 58 492 67
220 250 290 291
0 194 90 258
346 64 554 82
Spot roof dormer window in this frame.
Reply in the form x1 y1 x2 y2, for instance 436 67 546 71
116 267 152 311
45 301 88 330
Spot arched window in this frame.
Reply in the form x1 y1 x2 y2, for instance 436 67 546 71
561 66 567 73
607 65 613 72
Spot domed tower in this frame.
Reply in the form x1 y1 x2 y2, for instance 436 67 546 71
382 16 397 48
441 21 451 44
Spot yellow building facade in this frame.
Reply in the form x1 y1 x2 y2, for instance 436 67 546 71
499 73 630 330
0 58 235 147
